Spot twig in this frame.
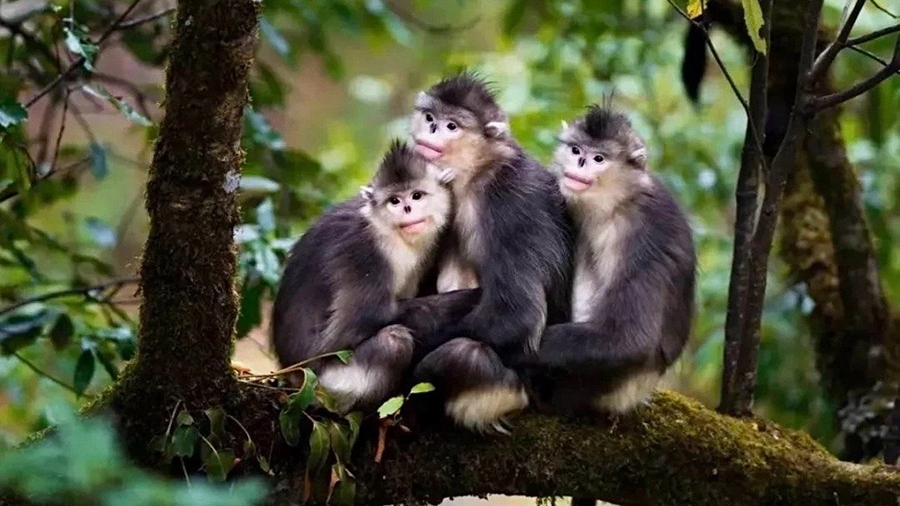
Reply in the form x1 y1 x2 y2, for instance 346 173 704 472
666 0 766 173
24 0 144 108
810 36 900 111
237 378 299 392
0 157 90 204
809 0 867 84
11 351 80 395
846 22 900 46
383 0 478 34
241 350 350 379
49 90 70 173
114 7 175 29
871 0 897 18
847 44 897 70
0 277 139 317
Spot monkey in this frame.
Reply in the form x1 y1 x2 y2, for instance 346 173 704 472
406 73 573 432
271 140 457 414
515 105 696 418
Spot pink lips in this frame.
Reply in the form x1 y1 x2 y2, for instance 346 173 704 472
399 218 428 234
414 140 443 161
563 170 594 192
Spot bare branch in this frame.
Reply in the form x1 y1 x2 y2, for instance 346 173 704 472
0 277 139 318
383 0 478 34
24 0 145 108
666 0 767 175
114 7 175 30
811 35 900 111
846 22 900 46
0 158 89 204
11 351 83 396
809 0 867 84
871 0 897 18
846 44 896 69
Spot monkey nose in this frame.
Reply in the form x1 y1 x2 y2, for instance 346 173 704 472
578 158 585 167
430 124 437 134
404 205 412 213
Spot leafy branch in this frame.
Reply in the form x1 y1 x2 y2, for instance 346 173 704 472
0 277 139 318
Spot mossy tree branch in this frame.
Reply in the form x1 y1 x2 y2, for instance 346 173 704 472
256 390 900 506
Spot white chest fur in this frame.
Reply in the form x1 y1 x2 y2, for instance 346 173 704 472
436 185 482 293
371 225 435 298
571 210 629 322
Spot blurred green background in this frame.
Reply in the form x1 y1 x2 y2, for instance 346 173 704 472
1 0 899 479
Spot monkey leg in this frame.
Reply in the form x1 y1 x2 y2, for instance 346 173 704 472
317 324 414 414
414 337 528 434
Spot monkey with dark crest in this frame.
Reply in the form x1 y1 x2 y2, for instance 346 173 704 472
272 141 456 414
407 74 573 432
518 105 696 417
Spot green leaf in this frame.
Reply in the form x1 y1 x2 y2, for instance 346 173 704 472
377 395 404 419
0 100 27 130
344 412 362 449
81 84 151 126
330 463 356 506
96 350 119 380
279 398 304 447
329 420 351 463
176 410 194 426
255 198 276 233
84 217 117 248
316 389 339 413
63 24 98 71
49 314 74 350
171 425 199 457
73 349 95 396
240 175 280 194
205 407 227 445
503 0 528 35
307 421 330 472
202 447 236 482
89 142 108 180
244 107 285 150
409 382 436 395
687 0 707 18
0 311 53 354
335 349 352 364
741 0 767 54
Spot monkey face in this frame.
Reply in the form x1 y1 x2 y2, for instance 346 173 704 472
365 177 451 242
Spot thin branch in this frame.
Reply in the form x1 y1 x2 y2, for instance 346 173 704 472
0 277 139 317
49 90 70 173
846 22 900 46
383 0 478 34
871 0 897 18
811 35 900 111
847 43 898 70
24 0 144 108
809 0 868 84
0 157 89 204
114 7 175 29
11 351 80 395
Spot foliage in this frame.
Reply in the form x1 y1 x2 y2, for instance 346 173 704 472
0 410 267 505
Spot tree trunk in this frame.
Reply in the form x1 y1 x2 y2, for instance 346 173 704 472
109 0 260 459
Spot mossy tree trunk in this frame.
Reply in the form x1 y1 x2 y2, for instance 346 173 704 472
109 0 261 457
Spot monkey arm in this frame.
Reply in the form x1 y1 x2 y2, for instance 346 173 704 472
393 288 482 358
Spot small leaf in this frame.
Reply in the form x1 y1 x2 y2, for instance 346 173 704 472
0 99 27 129
89 142 108 180
316 389 339 413
73 349 95 396
344 412 362 449
81 84 151 126
335 349 352 364
409 382 435 395
203 447 236 482
0 311 53 354
307 421 330 472
687 0 707 18
171 425 199 457
330 462 356 506
63 24 98 70
329 420 352 463
49 314 74 350
257 454 271 473
176 410 194 426
741 0 767 54
84 217 117 248
205 407 227 444
377 395 404 419
96 349 119 380
279 403 303 447
256 198 276 233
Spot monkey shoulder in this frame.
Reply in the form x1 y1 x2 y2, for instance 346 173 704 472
626 175 696 278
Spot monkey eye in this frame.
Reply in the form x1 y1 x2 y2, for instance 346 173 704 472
571 145 581 155
425 113 434 123
593 155 605 163
388 196 401 206
446 122 457 131
411 191 424 200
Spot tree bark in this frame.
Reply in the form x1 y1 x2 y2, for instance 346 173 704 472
253 390 900 506
109 0 260 457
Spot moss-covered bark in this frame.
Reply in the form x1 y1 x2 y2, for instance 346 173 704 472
250 389 900 506
109 0 260 458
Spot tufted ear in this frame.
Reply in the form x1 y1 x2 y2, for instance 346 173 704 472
359 185 375 201
628 147 648 170
415 91 431 109
485 121 509 139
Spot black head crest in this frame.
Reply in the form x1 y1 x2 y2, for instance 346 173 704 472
372 140 427 188
581 104 633 141
425 71 508 130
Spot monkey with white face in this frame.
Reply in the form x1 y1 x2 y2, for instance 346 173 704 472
272 141 460 414
406 74 573 432
517 106 696 415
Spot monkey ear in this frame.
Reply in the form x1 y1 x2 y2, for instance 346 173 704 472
560 120 569 131
415 91 431 109
359 185 375 201
485 121 509 139
629 148 648 170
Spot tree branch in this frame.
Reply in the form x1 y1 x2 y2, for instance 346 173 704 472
846 22 900 46
871 0 897 18
261 390 900 506
846 43 899 71
809 0 867 84
0 277 139 318
113 7 175 30
810 35 900 111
